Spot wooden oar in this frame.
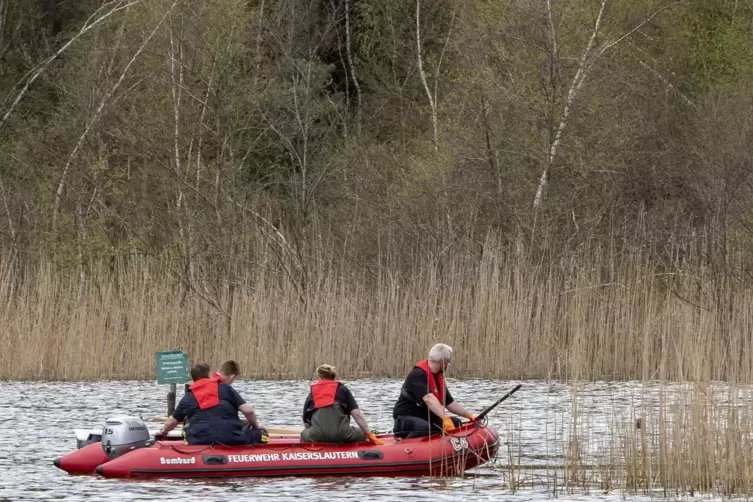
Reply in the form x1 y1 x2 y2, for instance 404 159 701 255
147 416 301 435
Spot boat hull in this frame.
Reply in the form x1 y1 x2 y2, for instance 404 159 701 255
54 442 111 475
54 434 300 475
96 424 498 479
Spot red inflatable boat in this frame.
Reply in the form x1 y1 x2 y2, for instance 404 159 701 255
98 423 498 478
55 385 519 479
56 424 498 478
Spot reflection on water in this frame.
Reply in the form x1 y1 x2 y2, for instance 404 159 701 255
0 379 681 501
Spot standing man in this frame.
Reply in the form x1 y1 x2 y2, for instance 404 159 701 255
393 343 476 438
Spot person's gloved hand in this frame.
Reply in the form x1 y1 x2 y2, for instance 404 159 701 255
258 428 270 444
367 432 384 445
443 416 456 432
467 413 477 422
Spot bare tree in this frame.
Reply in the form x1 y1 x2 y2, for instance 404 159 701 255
52 0 180 232
254 0 266 79
415 0 456 153
0 0 141 131
532 0 683 212
167 16 195 285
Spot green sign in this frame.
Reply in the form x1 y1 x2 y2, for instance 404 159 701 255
155 350 189 385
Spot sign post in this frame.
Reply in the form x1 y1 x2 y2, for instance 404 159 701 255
167 384 176 418
155 350 190 417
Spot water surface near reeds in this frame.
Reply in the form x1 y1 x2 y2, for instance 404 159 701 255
0 379 746 501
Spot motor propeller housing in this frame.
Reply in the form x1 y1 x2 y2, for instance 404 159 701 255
101 417 153 460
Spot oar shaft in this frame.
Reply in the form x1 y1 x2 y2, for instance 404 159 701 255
148 417 301 435
475 383 522 422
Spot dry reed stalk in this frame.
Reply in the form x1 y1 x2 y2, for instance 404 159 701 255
531 372 753 496
584 382 753 496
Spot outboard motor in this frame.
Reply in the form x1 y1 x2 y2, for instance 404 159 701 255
101 417 153 460
75 429 103 449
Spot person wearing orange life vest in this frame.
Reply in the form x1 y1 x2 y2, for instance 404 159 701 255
158 362 268 445
179 359 240 441
211 360 240 384
301 364 383 445
392 343 476 439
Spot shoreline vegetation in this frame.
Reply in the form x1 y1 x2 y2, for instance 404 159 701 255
2 238 751 383
1 0 751 385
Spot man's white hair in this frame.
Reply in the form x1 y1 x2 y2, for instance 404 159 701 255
428 343 453 361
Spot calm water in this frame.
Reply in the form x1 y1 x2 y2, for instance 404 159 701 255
0 378 707 501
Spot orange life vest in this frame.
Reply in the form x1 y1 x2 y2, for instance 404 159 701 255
189 378 220 409
311 379 340 409
415 359 445 405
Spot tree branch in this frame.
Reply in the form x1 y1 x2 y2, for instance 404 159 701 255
51 0 179 233
0 0 141 131
595 1 684 59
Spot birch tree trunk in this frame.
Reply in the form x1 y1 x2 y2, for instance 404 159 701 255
533 0 607 212
0 0 8 51
532 0 682 211
415 0 438 152
345 0 362 135
254 0 265 83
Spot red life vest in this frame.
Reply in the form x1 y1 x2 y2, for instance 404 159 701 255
311 379 340 409
189 378 220 410
415 359 445 405
211 371 225 382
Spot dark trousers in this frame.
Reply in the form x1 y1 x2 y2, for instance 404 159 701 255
394 415 462 439
300 406 366 443
243 427 269 444
187 427 268 446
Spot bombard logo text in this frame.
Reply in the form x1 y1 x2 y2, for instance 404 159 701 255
159 457 196 465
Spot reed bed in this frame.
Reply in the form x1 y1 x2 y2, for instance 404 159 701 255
614 383 753 496
489 381 753 497
0 239 751 382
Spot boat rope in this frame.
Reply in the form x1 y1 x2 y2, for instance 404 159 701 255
170 444 214 454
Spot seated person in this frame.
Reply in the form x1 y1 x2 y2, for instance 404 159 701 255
393 343 475 439
212 359 239 383
158 362 268 445
181 359 241 439
301 364 382 445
